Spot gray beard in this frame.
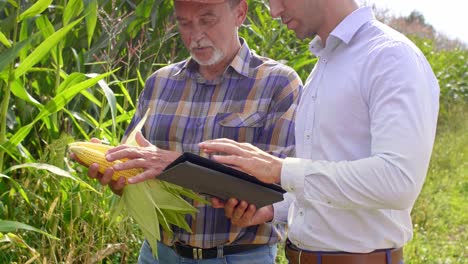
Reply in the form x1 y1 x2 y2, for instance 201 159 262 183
191 48 225 66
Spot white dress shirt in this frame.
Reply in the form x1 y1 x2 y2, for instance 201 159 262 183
273 7 440 253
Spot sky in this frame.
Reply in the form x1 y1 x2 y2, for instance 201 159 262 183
362 0 468 44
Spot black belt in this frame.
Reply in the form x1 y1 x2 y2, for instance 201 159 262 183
172 242 264 259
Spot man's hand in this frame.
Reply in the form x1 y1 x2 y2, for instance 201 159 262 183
69 138 126 196
199 138 283 184
106 131 181 184
211 197 274 227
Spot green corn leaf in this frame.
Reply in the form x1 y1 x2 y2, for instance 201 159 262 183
10 79 42 107
62 109 91 141
79 89 102 107
5 163 98 193
85 0 98 47
5 1 18 8
17 0 53 22
125 107 151 146
0 144 20 163
0 174 30 205
14 18 83 79
115 77 136 108
35 71 114 124
0 32 11 48
141 182 172 233
137 69 146 90
146 180 198 213
0 220 58 240
0 38 31 73
159 209 192 233
162 181 210 205
57 72 86 94
94 75 117 135
122 183 161 258
63 0 83 26
110 108 209 257
35 15 55 37
35 15 58 64
101 111 135 130
2 71 114 152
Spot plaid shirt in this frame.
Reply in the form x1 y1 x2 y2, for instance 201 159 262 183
126 39 302 248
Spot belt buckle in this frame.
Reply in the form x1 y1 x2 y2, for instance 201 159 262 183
192 248 203 259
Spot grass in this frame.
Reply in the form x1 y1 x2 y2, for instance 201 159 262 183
403 103 467 264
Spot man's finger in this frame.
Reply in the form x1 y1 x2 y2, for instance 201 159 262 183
127 170 159 184
112 158 145 171
241 204 256 221
232 200 248 220
100 167 114 185
88 163 100 179
106 148 144 161
90 138 101 143
224 198 239 218
199 141 245 156
109 177 126 196
201 138 237 145
210 198 226 208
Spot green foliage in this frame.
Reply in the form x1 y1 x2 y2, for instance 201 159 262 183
0 0 466 263
402 103 467 264
240 0 316 79
0 0 180 262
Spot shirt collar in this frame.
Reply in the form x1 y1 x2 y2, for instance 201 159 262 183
309 7 374 55
174 38 252 79
228 38 252 78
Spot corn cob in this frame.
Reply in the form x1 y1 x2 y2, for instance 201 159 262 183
68 141 143 182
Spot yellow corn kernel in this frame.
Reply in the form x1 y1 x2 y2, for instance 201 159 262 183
68 141 142 182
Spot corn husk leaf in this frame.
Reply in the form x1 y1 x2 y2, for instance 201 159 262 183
114 108 209 257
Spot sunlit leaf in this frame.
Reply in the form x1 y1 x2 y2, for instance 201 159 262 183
5 0 18 8
57 72 86 94
87 74 117 135
10 79 42 107
17 0 53 22
35 15 58 63
79 89 102 107
5 163 98 193
0 144 20 163
101 111 135 130
63 0 83 26
0 220 58 240
14 18 83 79
63 109 90 141
2 71 114 152
85 0 98 47
0 32 11 48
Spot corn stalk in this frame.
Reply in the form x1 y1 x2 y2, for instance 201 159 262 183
0 4 20 173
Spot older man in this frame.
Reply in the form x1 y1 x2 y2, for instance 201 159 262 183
83 0 302 263
199 0 440 263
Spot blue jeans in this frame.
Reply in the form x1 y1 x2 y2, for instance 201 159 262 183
137 240 277 264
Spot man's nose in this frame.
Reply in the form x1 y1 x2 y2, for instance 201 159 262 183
268 0 283 19
190 25 205 43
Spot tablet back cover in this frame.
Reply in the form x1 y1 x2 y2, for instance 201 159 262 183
158 152 285 208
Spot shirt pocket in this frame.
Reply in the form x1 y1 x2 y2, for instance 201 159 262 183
214 111 267 142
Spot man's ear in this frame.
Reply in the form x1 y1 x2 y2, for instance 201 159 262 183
235 0 248 26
